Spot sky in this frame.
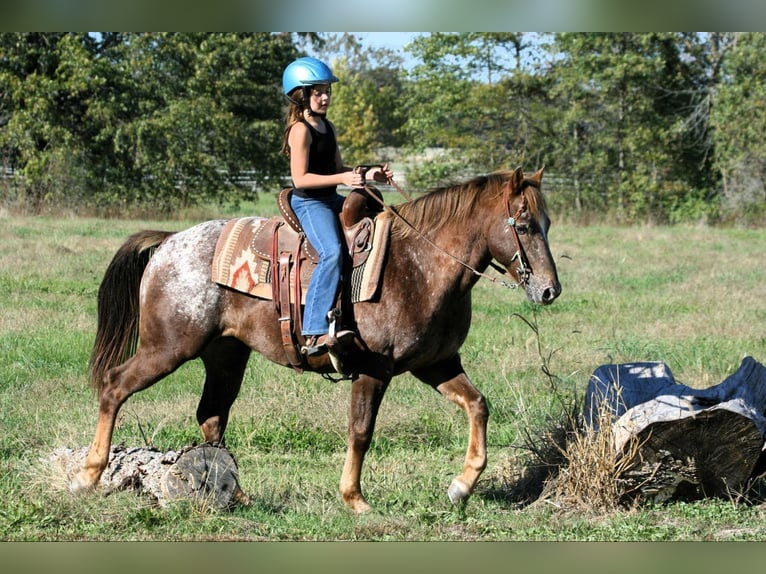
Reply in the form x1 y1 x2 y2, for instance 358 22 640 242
302 32 422 71
353 32 420 69
355 32 419 52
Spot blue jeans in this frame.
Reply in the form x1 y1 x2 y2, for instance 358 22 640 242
290 192 346 335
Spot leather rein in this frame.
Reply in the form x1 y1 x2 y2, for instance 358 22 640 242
356 168 533 290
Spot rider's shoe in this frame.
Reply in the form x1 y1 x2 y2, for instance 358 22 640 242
303 334 329 357
303 330 356 357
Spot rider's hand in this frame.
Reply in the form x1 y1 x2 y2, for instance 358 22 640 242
370 163 393 184
341 170 364 188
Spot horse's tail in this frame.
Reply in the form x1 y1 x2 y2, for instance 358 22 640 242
89 230 175 394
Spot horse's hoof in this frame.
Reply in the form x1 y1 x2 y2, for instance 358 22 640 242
353 503 374 515
68 472 96 494
447 478 470 506
233 487 251 506
343 494 374 515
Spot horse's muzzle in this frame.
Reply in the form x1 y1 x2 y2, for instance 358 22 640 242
526 279 561 305
541 282 561 305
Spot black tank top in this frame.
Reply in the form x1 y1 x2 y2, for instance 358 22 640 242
292 119 338 198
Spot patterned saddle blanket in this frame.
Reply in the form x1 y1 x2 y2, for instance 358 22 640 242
210 212 391 304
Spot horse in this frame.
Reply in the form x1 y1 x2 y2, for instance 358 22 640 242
69 167 561 514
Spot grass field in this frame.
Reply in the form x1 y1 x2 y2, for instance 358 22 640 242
2 195 766 541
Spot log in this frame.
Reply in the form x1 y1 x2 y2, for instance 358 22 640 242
50 443 248 509
584 356 766 503
161 444 247 509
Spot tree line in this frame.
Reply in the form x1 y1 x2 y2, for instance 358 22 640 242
1 32 764 224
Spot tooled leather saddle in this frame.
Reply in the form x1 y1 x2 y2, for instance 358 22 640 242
211 187 389 372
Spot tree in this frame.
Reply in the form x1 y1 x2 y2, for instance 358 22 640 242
545 33 717 222
86 32 296 211
0 32 93 209
710 32 766 223
0 32 299 214
400 32 540 190
1 32 763 223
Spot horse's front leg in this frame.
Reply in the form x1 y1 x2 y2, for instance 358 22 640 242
413 355 488 506
340 371 390 514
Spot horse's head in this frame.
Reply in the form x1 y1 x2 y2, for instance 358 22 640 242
489 168 561 305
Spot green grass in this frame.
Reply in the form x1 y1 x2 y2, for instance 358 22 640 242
2 201 766 540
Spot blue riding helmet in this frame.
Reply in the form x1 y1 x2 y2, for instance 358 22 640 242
282 57 339 97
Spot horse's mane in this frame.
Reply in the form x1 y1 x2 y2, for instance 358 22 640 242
390 169 546 240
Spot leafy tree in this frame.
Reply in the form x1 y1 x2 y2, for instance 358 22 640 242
545 33 716 222
0 32 298 214
0 32 93 209
400 32 539 190
1 31 763 223
709 32 766 222
86 32 296 211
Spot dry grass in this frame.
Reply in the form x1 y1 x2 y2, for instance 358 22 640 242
536 405 643 514
494 375 648 515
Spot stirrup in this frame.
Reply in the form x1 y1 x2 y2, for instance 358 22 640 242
302 334 329 357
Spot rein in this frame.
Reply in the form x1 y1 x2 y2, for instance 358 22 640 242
357 175 532 290
356 164 413 202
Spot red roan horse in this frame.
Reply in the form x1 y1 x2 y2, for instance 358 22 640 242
70 167 560 513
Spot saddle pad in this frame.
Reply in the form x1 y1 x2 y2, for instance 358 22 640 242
211 217 275 300
211 214 392 303
350 212 391 302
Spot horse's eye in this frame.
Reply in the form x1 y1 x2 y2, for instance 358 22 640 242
516 224 529 235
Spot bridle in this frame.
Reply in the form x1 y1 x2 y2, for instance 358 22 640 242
356 168 534 290
494 180 532 287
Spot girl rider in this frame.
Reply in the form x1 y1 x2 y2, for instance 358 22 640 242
280 56 393 357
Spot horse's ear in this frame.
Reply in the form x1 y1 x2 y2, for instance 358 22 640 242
529 166 545 186
510 167 524 193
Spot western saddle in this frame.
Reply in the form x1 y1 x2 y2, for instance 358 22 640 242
258 185 384 374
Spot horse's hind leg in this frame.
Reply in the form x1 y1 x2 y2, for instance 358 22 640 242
196 337 251 444
412 355 488 507
70 346 190 493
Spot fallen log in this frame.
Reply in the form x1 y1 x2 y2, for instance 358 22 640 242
584 356 766 503
51 443 248 509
